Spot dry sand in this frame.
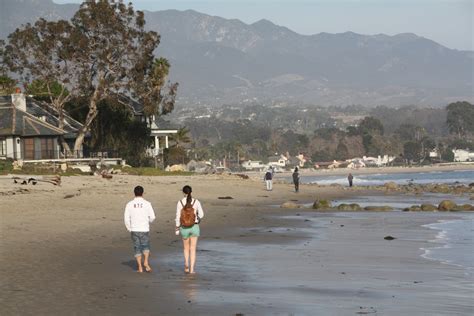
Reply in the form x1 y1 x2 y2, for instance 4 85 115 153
0 172 473 315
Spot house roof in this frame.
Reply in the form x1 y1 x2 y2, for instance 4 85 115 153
116 94 143 115
0 105 65 137
0 95 82 139
153 117 179 130
268 156 282 162
26 98 83 138
115 94 180 130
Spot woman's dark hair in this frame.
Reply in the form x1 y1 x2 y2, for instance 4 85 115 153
183 185 193 206
294 167 298 172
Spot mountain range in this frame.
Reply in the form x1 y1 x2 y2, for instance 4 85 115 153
1 0 473 107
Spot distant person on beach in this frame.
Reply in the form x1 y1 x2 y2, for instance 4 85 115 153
176 185 205 274
292 167 300 192
348 173 354 187
264 167 274 191
124 186 156 273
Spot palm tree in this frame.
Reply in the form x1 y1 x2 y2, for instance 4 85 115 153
171 127 191 148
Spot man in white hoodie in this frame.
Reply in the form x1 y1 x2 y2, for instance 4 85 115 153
124 186 156 273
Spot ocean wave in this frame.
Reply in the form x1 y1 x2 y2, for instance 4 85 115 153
421 217 474 270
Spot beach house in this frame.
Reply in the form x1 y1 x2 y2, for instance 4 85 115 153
0 91 86 159
115 95 178 157
267 154 288 168
0 94 65 160
241 160 266 171
452 149 474 162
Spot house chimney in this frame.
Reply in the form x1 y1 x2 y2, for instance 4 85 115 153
12 88 26 112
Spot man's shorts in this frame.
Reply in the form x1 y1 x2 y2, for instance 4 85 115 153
131 231 150 257
180 224 200 239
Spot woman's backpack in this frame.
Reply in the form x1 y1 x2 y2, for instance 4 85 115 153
180 199 196 228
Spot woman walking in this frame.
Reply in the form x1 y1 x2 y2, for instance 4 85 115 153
175 185 204 274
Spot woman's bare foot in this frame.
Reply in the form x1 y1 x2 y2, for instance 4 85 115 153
184 266 190 273
137 267 143 273
189 270 196 274
144 265 152 273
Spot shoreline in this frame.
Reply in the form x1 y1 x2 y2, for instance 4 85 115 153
1 174 473 314
270 162 474 178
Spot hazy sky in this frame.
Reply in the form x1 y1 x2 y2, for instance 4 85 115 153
53 0 473 51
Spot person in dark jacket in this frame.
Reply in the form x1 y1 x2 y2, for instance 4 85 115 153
348 173 354 187
264 167 273 191
292 167 300 192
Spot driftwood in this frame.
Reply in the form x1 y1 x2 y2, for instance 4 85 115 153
100 170 113 179
9 175 61 186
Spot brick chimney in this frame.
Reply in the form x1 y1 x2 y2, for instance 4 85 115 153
11 87 26 112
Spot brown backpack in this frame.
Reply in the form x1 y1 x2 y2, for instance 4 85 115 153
180 199 196 228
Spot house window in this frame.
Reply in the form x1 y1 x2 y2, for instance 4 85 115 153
24 138 35 160
41 138 55 159
0 138 6 157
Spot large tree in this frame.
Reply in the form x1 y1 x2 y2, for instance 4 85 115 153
5 19 77 151
358 116 384 136
69 0 177 153
5 0 177 156
0 40 16 95
446 101 474 138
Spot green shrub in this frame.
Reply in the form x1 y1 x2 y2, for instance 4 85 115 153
0 159 14 173
121 167 193 176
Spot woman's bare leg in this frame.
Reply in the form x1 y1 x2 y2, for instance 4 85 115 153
189 237 198 274
182 238 190 272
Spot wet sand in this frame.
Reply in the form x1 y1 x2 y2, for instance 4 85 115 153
0 174 473 315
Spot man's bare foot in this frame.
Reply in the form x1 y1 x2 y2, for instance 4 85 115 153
144 265 152 273
137 267 143 273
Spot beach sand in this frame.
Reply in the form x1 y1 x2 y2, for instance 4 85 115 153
0 172 473 315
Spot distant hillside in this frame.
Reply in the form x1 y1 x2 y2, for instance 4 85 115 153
1 0 473 106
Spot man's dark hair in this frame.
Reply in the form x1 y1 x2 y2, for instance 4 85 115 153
134 186 144 196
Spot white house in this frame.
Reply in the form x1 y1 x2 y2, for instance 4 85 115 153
296 153 308 167
362 155 396 167
241 160 266 171
267 154 288 168
147 116 178 157
116 95 178 157
453 149 474 162
347 159 366 169
429 149 440 159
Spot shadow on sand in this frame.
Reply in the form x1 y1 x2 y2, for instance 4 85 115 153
121 260 136 271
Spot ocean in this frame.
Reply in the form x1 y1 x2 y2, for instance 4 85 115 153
295 169 474 186
292 169 474 273
422 215 474 273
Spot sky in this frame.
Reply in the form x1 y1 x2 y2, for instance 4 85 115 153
53 0 473 51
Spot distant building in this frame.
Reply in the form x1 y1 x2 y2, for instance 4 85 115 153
347 159 366 169
360 155 396 167
429 149 440 159
296 153 309 167
241 160 266 171
453 149 474 162
267 154 288 168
